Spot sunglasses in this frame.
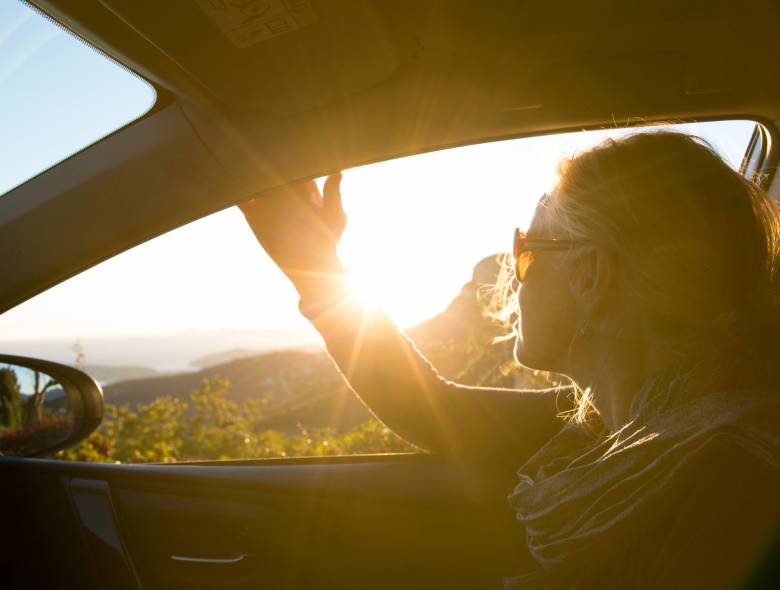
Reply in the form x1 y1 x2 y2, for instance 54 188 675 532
513 228 584 282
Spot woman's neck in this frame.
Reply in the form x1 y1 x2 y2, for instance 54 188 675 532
569 321 679 432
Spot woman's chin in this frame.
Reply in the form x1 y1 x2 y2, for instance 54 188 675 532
514 340 559 374
513 341 539 370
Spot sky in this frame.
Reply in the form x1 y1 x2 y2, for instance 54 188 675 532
0 1 156 196
0 1 758 367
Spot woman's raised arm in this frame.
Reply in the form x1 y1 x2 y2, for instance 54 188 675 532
240 174 570 465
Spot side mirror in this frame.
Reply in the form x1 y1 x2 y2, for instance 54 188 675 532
0 355 103 457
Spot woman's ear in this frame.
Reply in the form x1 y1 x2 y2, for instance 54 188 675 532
567 246 613 319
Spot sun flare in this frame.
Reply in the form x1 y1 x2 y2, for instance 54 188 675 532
346 272 382 310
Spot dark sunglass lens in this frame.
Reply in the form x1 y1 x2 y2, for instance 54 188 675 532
513 229 524 260
515 250 533 282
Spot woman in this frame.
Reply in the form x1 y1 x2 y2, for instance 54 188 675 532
240 131 780 589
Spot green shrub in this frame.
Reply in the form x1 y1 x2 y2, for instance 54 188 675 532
57 377 417 463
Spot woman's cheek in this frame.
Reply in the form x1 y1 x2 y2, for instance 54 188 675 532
514 286 541 364
515 280 577 372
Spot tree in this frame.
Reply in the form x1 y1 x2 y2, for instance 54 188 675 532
0 367 23 431
26 369 58 424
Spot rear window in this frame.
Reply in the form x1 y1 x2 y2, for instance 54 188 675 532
0 1 156 196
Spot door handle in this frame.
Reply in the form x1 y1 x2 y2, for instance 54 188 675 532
170 553 249 564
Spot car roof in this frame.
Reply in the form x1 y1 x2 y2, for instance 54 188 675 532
2 0 779 313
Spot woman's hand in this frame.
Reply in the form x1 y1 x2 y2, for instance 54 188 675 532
239 173 347 298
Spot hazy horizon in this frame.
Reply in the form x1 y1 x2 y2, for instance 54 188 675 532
0 325 325 373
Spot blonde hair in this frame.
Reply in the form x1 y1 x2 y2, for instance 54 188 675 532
493 130 780 422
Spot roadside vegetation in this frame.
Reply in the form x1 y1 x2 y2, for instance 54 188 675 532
57 377 418 462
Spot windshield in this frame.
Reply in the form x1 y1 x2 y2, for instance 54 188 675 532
0 1 156 196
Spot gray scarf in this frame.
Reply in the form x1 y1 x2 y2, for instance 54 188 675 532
504 368 780 588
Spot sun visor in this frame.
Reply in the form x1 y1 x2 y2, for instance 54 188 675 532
101 0 401 116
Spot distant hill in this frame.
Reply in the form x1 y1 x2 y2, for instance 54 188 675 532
103 255 534 434
189 345 323 369
103 348 367 433
190 348 263 369
0 326 321 373
85 365 162 384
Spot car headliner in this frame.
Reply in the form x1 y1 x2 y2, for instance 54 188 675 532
2 0 780 314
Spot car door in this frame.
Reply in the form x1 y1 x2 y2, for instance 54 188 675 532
1 453 530 590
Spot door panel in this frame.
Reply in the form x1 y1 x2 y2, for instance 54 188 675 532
1 454 532 590
0 466 100 590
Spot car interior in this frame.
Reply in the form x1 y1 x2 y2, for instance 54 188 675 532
2 1 780 588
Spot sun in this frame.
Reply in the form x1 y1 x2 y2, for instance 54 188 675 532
343 263 454 329
346 270 384 311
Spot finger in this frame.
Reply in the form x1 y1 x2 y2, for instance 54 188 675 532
238 198 255 216
322 172 343 218
300 179 323 208
240 179 318 218
239 195 274 221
